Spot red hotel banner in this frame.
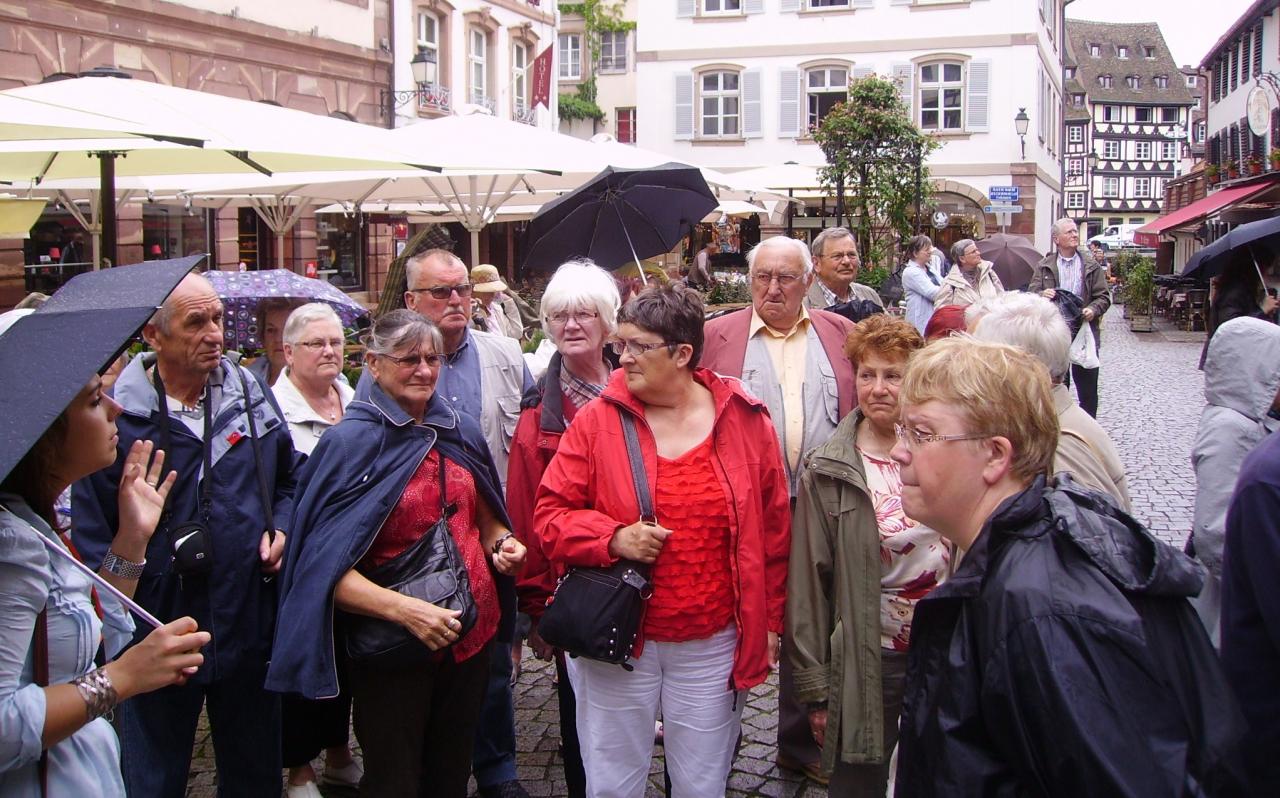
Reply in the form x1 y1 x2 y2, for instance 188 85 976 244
531 44 554 109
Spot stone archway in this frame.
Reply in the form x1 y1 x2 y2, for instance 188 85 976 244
926 180 990 253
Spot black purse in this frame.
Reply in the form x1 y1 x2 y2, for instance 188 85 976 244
538 409 653 669
344 452 478 667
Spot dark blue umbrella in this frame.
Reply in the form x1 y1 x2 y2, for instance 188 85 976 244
1182 214 1280 281
0 254 203 486
523 163 718 271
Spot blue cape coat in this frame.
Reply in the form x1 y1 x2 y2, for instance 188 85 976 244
266 379 512 699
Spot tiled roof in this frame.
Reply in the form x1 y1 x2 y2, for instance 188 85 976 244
1066 20 1195 106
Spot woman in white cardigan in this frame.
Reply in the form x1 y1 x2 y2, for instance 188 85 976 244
901 234 945 335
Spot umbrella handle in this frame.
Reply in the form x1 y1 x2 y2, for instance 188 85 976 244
614 202 648 286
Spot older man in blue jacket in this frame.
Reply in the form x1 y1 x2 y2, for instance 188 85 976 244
73 272 296 798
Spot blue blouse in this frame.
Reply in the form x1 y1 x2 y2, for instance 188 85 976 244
0 495 133 797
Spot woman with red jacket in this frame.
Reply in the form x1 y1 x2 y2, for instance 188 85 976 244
506 259 620 798
534 283 791 798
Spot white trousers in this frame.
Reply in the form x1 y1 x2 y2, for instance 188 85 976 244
566 625 743 798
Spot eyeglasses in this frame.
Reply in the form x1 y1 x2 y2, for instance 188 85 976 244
295 338 345 352
547 310 600 326
609 338 674 358
894 423 992 449
824 251 860 262
409 283 474 300
383 352 446 370
751 272 803 288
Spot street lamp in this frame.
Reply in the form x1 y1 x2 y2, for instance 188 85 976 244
1014 108 1030 160
381 46 439 121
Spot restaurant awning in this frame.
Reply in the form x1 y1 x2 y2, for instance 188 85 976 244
1134 182 1276 246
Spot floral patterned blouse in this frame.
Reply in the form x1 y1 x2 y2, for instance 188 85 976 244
857 447 951 651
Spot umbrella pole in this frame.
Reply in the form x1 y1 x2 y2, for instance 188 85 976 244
1252 248 1268 290
99 152 117 269
471 229 481 267
614 204 647 286
277 231 286 270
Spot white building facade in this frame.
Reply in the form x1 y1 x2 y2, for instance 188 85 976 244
557 0 639 141
634 0 1068 253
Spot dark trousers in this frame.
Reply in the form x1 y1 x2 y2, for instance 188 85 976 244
116 667 282 798
777 641 822 766
1069 363 1100 418
828 649 908 797
349 643 491 798
472 639 520 788
555 654 587 798
281 691 352 769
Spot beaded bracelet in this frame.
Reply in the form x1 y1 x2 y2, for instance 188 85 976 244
491 532 516 555
71 667 118 721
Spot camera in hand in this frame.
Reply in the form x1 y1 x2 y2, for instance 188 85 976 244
170 521 213 576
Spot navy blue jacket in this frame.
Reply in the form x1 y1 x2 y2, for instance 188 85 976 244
72 355 296 685
1222 431 1280 793
897 475 1246 797
267 379 510 700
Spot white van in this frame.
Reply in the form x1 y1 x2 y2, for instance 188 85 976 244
1087 224 1142 251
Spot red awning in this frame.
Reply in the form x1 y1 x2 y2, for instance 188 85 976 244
1134 182 1275 246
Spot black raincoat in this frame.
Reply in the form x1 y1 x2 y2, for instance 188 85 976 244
895 475 1246 797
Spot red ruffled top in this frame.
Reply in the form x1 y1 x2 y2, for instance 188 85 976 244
360 449 498 662
644 435 735 642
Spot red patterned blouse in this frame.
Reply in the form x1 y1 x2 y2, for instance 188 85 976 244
643 435 736 642
360 449 498 662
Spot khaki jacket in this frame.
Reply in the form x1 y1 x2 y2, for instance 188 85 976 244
1052 384 1132 512
786 410 887 771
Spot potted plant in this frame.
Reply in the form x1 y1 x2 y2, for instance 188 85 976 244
1247 153 1264 176
1126 258 1156 332
1206 163 1221 185
1227 160 1241 179
1271 148 1280 170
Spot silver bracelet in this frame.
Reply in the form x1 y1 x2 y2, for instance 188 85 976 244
102 550 146 580
71 667 118 721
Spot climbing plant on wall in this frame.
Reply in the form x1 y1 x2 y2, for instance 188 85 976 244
557 1 634 124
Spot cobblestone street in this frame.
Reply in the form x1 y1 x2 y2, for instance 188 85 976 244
186 304 1209 798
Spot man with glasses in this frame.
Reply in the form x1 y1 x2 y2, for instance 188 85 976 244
804 227 884 311
403 248 533 798
701 235 857 785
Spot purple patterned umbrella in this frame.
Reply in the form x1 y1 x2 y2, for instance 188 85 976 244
203 268 370 350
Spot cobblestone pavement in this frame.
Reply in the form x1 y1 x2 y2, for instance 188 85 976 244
187 303 1206 797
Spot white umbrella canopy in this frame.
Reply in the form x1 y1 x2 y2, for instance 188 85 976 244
0 92 206 145
730 161 828 191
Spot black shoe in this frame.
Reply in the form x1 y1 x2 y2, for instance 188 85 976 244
479 780 530 798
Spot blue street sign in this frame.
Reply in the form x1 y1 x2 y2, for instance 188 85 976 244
989 185 1020 202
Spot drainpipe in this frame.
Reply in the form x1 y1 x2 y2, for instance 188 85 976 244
386 0 397 129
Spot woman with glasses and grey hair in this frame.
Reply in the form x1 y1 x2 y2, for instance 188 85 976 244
535 283 790 797
269 310 526 797
934 238 1004 309
272 303 355 459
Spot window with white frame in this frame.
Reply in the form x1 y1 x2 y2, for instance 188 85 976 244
512 43 529 113
1102 105 1120 121
1102 139 1120 159
1090 43 1101 57
700 70 741 138
1161 140 1177 160
469 29 488 105
1099 74 1112 89
417 11 440 81
918 61 963 132
1073 93 1085 107
1067 157 1083 175
808 0 851 7
1185 74 1197 87
558 33 582 80
703 0 742 13
1069 126 1083 143
599 30 627 73
1154 75 1168 88
1065 67 1076 79
1102 177 1119 197
1126 75 1140 89
1134 177 1151 197
1197 121 1206 142
1144 46 1156 58
1161 107 1179 122
806 66 848 130
1135 107 1152 122
616 107 636 144
1117 45 1129 58
1066 191 1085 209
1135 141 1151 160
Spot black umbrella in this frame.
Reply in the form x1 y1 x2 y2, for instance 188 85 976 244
0 254 204 486
523 163 718 271
976 233 1042 290
1182 214 1280 281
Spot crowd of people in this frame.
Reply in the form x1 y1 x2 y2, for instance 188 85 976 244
0 219 1276 798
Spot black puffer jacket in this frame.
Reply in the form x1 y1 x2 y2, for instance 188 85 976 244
895 475 1246 798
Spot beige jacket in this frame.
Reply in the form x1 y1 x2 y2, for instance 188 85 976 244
933 261 1004 308
1052 384 1132 511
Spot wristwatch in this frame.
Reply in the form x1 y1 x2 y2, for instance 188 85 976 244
102 550 146 580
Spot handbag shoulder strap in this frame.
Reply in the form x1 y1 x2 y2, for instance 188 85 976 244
33 608 48 796
617 409 654 522
233 366 276 544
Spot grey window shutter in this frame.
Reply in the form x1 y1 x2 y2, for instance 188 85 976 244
677 0 696 18
675 72 695 140
780 0 801 12
743 69 763 138
852 65 875 81
967 59 991 132
778 68 802 138
891 62 914 117
744 0 765 13
852 0 874 7
889 0 913 6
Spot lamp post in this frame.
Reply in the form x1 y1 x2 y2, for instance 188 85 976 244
1014 107 1030 160
1085 150 1099 240
381 46 439 121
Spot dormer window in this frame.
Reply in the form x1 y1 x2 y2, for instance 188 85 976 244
1126 75 1140 89
1117 45 1129 59
1065 67 1076 79
1098 74 1113 88
1154 75 1168 89
1090 44 1101 57
1144 46 1155 59
1073 93 1085 106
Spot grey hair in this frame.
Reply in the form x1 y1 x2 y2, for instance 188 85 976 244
540 259 621 339
747 235 814 278
282 302 343 345
150 272 216 334
810 227 856 260
1050 217 1077 241
405 248 465 287
362 309 443 359
949 238 977 266
968 292 1071 383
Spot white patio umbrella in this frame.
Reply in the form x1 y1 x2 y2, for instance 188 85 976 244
0 72 439 266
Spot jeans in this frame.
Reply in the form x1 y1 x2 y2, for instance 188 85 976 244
472 639 519 788
116 667 281 798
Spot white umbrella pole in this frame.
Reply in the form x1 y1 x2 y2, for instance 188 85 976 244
277 231 286 270
36 533 162 629
615 203 647 286
471 229 481 267
1252 248 1267 289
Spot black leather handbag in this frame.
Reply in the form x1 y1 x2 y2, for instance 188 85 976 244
345 452 477 667
538 409 653 669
